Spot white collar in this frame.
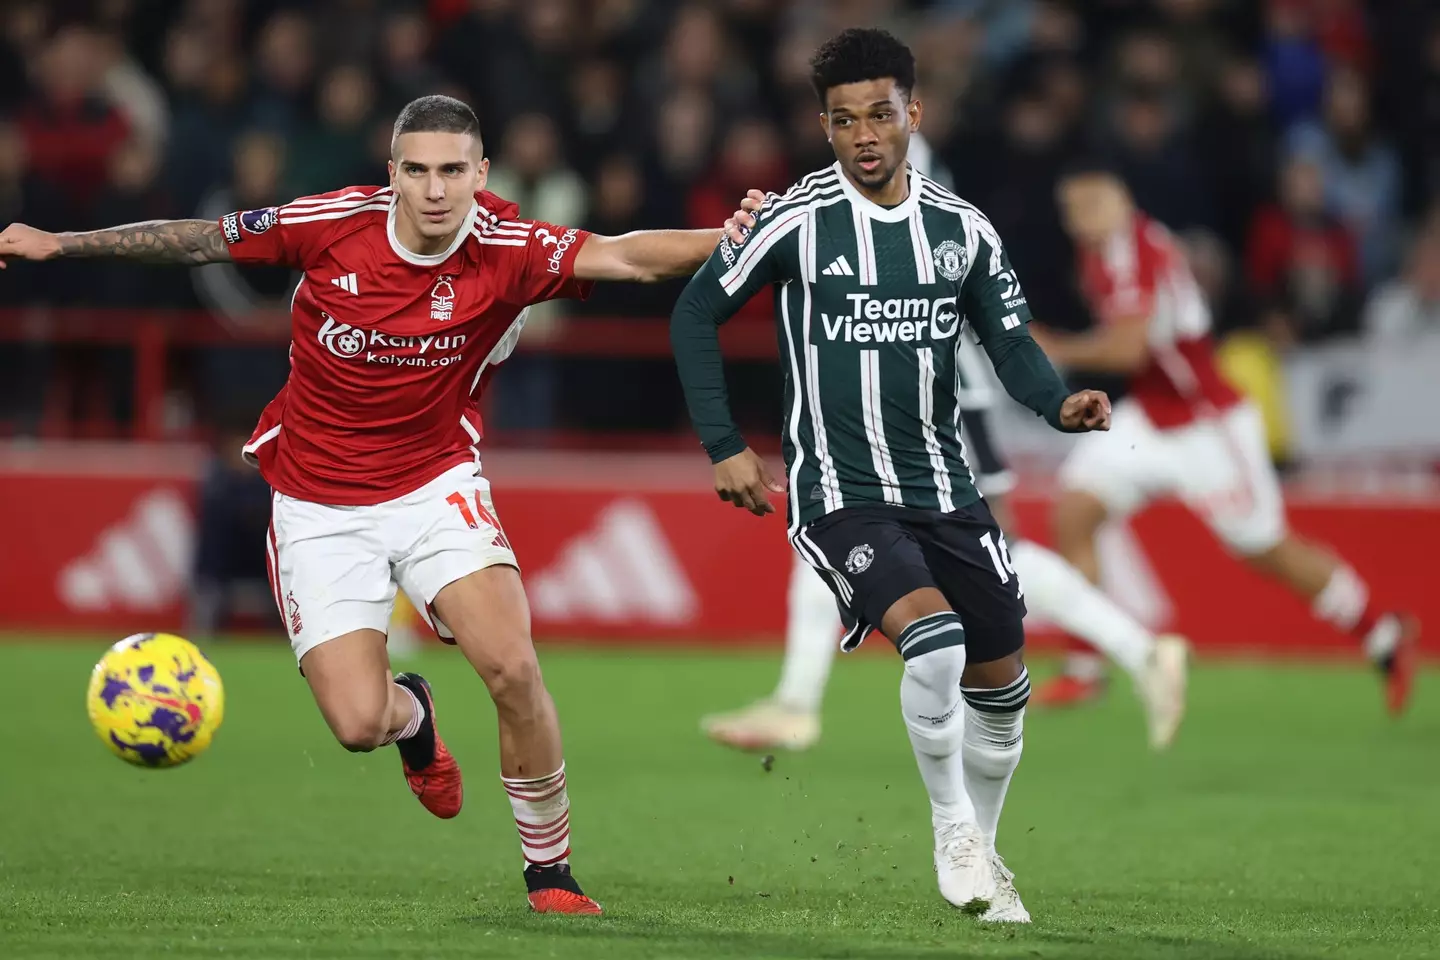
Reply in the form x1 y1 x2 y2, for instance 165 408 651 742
833 160 920 222
386 196 478 266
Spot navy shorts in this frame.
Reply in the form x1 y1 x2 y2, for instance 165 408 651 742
792 500 1026 664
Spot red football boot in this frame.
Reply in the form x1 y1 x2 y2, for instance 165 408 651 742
1032 673 1106 709
393 673 463 819
1382 615 1421 717
525 864 603 915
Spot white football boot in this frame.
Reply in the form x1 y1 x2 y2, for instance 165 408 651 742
979 855 1030 923
700 699 821 752
934 821 996 909
1137 634 1189 751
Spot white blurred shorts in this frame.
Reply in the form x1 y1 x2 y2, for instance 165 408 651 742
266 463 518 662
1058 399 1287 555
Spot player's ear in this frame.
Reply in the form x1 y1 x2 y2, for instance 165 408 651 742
476 156 489 190
908 98 923 132
819 112 831 143
387 159 396 189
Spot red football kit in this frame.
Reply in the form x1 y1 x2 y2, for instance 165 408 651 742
225 185 592 505
1076 211 1240 429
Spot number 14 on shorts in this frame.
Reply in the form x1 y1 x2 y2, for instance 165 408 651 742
980 531 1023 598
446 491 513 550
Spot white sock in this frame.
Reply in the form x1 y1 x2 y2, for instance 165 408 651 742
380 682 425 746
1011 539 1152 679
502 764 570 867
773 559 842 713
897 615 975 825
961 670 1030 854
1312 564 1370 632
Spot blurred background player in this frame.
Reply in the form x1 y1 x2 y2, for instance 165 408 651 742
1033 163 1419 714
702 341 1188 753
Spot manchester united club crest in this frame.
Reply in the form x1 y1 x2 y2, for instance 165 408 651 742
846 543 875 574
932 239 967 281
430 276 456 322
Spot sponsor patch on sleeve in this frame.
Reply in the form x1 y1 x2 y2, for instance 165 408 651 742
221 212 241 244
240 207 279 234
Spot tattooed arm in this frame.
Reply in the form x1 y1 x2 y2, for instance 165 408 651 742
0 220 230 268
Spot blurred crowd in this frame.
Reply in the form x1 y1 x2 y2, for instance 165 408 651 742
1 0 1438 439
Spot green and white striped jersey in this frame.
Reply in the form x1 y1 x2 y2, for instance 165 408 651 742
674 161 1057 528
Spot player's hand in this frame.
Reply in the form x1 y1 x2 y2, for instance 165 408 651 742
713 447 786 516
0 223 63 268
1059 389 1112 431
724 190 767 246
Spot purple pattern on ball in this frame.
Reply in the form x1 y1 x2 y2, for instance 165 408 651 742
98 676 131 708
110 730 169 765
145 707 197 744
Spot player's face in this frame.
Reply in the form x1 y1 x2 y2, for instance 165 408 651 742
1058 175 1127 250
821 79 920 193
388 132 488 243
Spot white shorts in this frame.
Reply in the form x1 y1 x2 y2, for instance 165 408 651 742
267 463 518 662
1058 400 1287 555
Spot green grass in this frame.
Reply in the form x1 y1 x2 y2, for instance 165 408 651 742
1 640 1438 959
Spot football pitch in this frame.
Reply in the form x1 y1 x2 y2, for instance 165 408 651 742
1 640 1437 959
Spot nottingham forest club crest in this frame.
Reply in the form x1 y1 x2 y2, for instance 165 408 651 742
430 276 456 322
932 240 967 282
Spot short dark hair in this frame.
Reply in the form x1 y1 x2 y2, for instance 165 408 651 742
809 28 916 106
1059 153 1122 182
391 95 481 155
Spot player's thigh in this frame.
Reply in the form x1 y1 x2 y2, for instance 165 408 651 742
916 501 1027 666
270 492 396 664
794 507 941 648
1057 400 1169 519
388 465 520 644
429 564 541 703
1179 402 1288 555
299 627 393 747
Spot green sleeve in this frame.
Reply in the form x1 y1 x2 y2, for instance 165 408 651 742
669 230 787 463
961 231 1073 431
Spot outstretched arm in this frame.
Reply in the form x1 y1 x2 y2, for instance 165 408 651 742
575 229 723 283
573 190 766 283
1028 320 1150 374
0 220 230 268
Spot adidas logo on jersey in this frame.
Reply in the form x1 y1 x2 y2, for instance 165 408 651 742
821 255 855 277
529 500 698 624
57 489 194 612
330 273 359 295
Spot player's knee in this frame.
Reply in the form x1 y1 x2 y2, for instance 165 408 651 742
1240 538 1289 575
331 711 390 753
479 649 544 710
961 661 1031 719
1054 491 1105 546
903 642 967 696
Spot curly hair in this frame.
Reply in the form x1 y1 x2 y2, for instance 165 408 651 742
809 28 917 106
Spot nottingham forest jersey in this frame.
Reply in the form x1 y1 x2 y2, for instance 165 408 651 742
221 185 592 505
670 162 1071 528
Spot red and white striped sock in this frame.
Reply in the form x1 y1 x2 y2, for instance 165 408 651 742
502 764 570 867
380 682 425 746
